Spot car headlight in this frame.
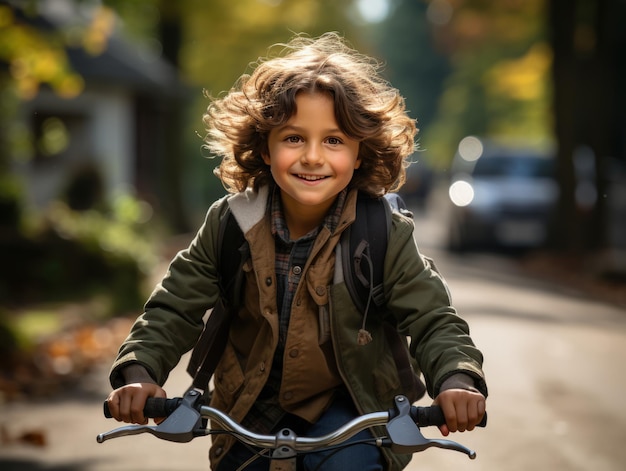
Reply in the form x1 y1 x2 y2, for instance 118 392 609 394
449 180 475 207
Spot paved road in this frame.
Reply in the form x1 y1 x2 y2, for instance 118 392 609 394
2 204 625 470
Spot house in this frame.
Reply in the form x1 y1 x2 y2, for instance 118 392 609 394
3 1 186 227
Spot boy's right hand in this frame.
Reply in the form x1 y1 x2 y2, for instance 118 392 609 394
106 383 167 425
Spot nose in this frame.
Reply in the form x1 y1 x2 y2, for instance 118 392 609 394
301 142 323 165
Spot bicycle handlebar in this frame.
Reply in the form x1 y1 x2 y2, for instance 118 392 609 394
99 391 485 459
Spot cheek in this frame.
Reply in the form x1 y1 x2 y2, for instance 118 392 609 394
339 154 361 174
265 154 295 181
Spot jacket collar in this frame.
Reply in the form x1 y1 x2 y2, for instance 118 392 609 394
228 185 358 238
227 185 270 234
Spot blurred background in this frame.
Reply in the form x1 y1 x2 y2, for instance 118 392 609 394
1 0 625 469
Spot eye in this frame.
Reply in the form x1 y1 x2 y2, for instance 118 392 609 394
285 135 302 144
326 137 343 145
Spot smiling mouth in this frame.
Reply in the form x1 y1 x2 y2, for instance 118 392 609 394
296 174 328 181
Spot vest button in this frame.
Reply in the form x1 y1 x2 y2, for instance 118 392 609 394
283 391 293 401
289 349 299 358
315 286 326 296
265 277 272 286
292 265 302 275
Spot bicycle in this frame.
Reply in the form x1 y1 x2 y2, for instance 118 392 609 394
98 388 486 470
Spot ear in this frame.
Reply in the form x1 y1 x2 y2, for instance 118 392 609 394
354 155 362 169
262 151 271 165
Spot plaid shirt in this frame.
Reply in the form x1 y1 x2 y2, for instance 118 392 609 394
241 187 347 433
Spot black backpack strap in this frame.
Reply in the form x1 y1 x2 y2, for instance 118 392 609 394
186 208 249 391
341 193 392 317
186 297 231 391
217 209 249 309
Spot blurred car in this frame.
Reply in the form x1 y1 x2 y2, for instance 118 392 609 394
447 137 559 252
399 160 435 210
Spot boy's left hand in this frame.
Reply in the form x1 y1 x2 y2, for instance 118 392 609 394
433 388 486 436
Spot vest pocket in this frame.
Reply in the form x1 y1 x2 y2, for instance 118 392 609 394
212 343 245 410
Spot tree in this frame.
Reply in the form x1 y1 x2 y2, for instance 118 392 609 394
548 0 626 254
371 1 451 135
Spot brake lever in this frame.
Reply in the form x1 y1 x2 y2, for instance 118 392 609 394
386 396 477 459
97 389 204 444
97 423 159 443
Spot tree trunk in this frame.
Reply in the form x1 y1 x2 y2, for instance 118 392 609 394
547 0 622 253
548 0 580 251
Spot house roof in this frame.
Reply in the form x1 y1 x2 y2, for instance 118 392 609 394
3 1 182 96
66 36 181 95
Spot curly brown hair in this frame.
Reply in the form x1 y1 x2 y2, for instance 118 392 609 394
203 32 417 196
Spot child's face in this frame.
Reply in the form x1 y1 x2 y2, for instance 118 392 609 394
264 91 361 222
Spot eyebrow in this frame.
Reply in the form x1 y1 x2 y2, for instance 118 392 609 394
277 124 345 135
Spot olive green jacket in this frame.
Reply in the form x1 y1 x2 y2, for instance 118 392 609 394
110 186 487 470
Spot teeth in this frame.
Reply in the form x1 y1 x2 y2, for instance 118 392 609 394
297 174 326 181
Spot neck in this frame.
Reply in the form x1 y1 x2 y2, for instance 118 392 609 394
285 208 326 240
280 195 334 240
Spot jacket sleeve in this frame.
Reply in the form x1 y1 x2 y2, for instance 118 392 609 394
383 213 487 398
109 197 229 388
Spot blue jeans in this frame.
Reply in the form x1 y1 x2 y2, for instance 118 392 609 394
215 395 383 470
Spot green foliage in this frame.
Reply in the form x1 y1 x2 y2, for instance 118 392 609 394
177 0 362 93
2 195 157 313
0 2 88 99
44 197 157 274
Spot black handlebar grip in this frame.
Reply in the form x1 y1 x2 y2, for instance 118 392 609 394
412 405 487 428
103 397 182 419
412 405 445 426
143 397 181 418
103 401 112 418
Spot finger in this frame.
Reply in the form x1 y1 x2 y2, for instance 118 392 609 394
455 401 469 432
434 396 458 433
468 398 486 430
119 391 132 423
478 398 486 417
153 388 168 424
130 392 148 425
